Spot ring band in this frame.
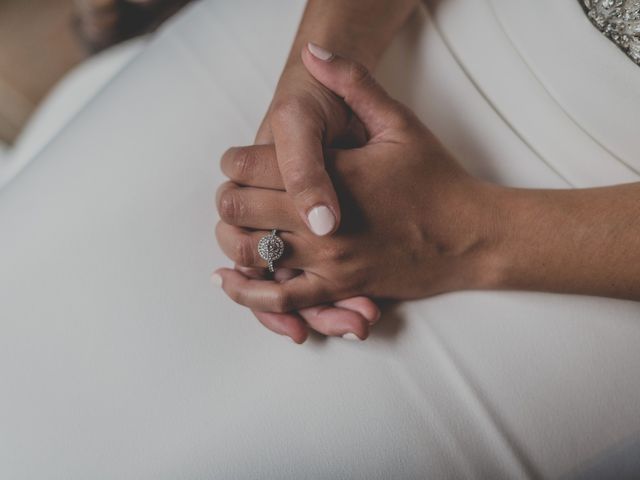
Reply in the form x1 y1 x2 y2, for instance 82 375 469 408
257 229 285 273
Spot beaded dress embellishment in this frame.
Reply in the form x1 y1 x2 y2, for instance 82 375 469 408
580 0 640 65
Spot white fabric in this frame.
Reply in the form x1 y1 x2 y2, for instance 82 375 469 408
1 0 640 478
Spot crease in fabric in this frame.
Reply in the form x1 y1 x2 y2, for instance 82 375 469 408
486 0 640 180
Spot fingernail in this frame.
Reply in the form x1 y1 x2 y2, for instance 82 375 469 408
307 205 336 236
342 332 362 342
210 273 223 287
287 336 297 344
308 42 334 61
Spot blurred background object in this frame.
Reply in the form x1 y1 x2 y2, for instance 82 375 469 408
73 0 193 53
0 0 85 144
0 0 191 146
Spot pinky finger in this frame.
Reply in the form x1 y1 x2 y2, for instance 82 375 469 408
334 297 381 325
232 266 308 344
215 267 330 313
253 310 309 344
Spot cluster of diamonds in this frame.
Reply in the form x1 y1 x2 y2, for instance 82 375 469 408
581 0 640 64
257 231 284 264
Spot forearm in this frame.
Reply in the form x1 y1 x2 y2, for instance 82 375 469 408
486 182 640 300
286 0 421 71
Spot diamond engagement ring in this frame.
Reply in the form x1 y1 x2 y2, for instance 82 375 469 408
257 229 285 273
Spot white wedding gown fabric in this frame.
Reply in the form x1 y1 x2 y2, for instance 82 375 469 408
1 1 640 478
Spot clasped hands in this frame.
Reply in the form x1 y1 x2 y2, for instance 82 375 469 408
213 43 500 343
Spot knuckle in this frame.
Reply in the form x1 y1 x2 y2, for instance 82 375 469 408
348 267 368 292
232 147 257 180
221 146 236 169
272 291 293 313
234 236 255 266
271 97 307 124
229 288 245 307
318 244 366 293
321 240 351 263
330 267 365 296
218 188 244 224
387 100 415 130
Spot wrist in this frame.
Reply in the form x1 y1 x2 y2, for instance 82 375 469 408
460 181 518 292
468 184 564 294
475 183 640 300
286 0 422 73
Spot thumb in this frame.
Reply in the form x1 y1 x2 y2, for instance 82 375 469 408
302 43 407 139
269 98 340 237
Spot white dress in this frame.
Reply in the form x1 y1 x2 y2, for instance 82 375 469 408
1 1 639 478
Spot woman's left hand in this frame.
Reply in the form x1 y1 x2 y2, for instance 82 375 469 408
214 48 504 329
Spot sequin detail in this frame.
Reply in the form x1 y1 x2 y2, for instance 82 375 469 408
580 0 640 65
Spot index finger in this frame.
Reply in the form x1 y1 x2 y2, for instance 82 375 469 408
221 145 285 190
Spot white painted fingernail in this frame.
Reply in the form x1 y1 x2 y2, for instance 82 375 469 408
342 332 361 341
307 205 336 236
210 273 223 287
308 43 334 61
